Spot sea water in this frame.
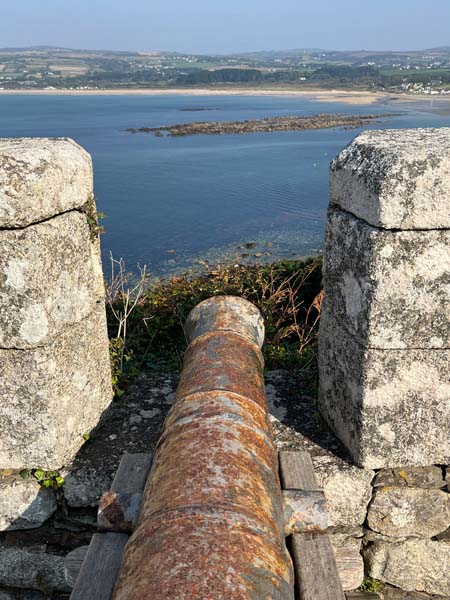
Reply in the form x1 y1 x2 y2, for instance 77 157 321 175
0 93 449 275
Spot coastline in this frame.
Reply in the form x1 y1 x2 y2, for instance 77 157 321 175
1 87 449 106
0 88 403 105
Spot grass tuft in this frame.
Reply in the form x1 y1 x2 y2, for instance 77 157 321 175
106 257 323 396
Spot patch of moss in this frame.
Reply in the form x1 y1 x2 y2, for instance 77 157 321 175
360 577 383 593
82 195 105 241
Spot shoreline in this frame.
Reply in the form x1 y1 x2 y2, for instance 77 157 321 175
0 88 420 105
0 87 449 106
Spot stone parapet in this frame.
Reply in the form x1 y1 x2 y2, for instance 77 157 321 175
0 138 112 471
319 128 450 469
322 207 450 349
329 127 450 230
0 137 92 228
319 314 450 468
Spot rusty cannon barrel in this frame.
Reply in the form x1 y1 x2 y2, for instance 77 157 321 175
113 296 295 600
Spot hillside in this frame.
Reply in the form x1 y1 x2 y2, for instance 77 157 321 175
1 46 450 94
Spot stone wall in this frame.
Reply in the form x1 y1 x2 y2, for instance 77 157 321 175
318 128 450 597
319 128 450 469
1 130 449 598
0 138 112 471
331 463 450 598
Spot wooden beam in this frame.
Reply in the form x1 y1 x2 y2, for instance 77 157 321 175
110 452 153 493
97 452 153 533
69 533 128 600
291 533 346 600
346 594 381 599
279 452 347 599
279 451 321 491
65 545 88 588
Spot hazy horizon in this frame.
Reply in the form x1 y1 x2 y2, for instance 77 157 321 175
1 0 448 55
1 44 450 56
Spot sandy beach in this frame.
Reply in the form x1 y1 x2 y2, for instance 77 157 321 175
1 87 449 109
0 87 396 105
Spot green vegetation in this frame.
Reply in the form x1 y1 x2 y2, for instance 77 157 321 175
83 197 105 241
360 577 383 593
19 468 64 489
178 68 264 84
2 46 450 93
106 257 323 396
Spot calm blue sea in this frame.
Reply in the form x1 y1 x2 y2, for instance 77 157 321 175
1 93 449 275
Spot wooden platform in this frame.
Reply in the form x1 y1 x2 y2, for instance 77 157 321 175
68 453 153 600
67 451 379 600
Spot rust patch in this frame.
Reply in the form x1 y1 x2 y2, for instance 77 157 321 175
177 333 267 409
282 490 328 535
98 491 142 533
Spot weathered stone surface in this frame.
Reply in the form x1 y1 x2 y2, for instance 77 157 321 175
367 487 450 538
0 304 112 470
329 529 363 550
363 529 410 544
0 138 92 228
334 545 364 591
435 526 450 542
0 592 45 599
380 585 449 600
266 371 374 527
0 478 56 531
0 546 69 594
0 211 104 349
387 588 449 599
330 128 450 230
319 314 450 468
322 207 450 349
364 539 450 596
62 372 175 507
373 467 446 489
62 466 115 508
313 456 374 528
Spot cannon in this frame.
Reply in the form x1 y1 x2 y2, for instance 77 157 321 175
113 296 295 599
69 297 373 600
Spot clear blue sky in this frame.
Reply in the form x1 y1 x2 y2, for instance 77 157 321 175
1 0 448 54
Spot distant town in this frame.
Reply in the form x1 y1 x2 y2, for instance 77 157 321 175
1 45 450 94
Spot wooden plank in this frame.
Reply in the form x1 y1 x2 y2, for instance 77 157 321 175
279 451 321 491
69 532 128 600
346 594 380 599
110 452 153 493
291 533 346 600
65 545 88 587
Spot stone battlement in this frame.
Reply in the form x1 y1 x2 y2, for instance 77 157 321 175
0 132 448 598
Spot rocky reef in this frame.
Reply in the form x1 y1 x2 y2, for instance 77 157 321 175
126 113 389 137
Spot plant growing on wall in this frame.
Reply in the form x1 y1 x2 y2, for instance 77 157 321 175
106 253 149 396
